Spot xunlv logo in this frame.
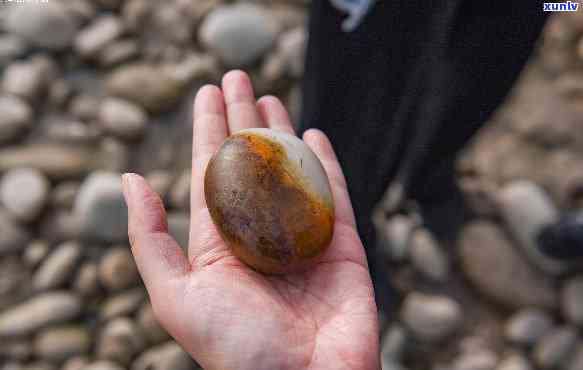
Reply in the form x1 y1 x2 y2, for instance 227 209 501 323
543 1 580 11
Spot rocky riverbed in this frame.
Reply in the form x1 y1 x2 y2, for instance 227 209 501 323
0 1 582 370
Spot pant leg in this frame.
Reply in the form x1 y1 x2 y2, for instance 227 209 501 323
300 0 549 310
300 0 457 312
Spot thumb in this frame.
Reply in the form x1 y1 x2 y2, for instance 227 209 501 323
122 173 190 292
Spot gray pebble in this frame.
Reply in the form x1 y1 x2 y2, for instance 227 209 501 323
145 170 173 199
562 275 583 325
44 119 101 145
169 170 191 210
0 338 31 362
379 215 416 261
74 263 101 298
0 35 27 64
99 247 139 292
81 361 124 370
22 362 55 370
0 144 98 180
0 95 32 144
0 211 30 256
5 2 78 50
97 317 145 366
566 345 583 370
533 326 578 369
100 288 145 321
409 228 450 282
69 95 101 122
496 353 532 370
105 63 185 113
136 303 170 345
99 139 130 172
98 97 147 140
74 172 127 242
453 350 498 370
2 60 47 101
23 240 49 268
61 357 90 370
50 182 80 210
0 168 49 222
278 27 306 78
381 324 408 367
505 308 553 346
33 242 82 292
168 212 190 249
33 325 91 362
497 181 566 274
131 341 197 370
401 292 463 342
458 221 557 309
0 292 82 337
75 15 124 59
199 4 279 67
99 39 140 67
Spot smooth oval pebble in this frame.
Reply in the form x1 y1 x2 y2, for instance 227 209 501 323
204 128 334 274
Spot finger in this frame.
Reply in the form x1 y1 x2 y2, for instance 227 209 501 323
257 95 295 135
222 70 264 133
191 84 228 215
122 173 190 292
302 129 357 229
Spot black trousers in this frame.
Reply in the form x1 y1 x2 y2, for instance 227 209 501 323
300 1 549 309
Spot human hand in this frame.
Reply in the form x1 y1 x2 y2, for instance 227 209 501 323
122 70 379 370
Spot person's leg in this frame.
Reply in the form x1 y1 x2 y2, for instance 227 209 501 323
403 4 550 241
301 0 459 312
300 0 549 311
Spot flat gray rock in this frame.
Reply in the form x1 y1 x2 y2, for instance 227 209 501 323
34 325 91 362
33 242 82 292
459 221 557 309
0 145 98 180
0 292 82 337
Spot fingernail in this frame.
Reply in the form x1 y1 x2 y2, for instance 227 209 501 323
121 173 136 202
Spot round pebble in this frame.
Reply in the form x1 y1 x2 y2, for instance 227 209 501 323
99 247 140 292
199 4 279 67
0 168 50 222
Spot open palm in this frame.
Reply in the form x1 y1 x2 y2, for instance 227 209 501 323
123 71 379 370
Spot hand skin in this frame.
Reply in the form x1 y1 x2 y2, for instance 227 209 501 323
122 70 380 370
